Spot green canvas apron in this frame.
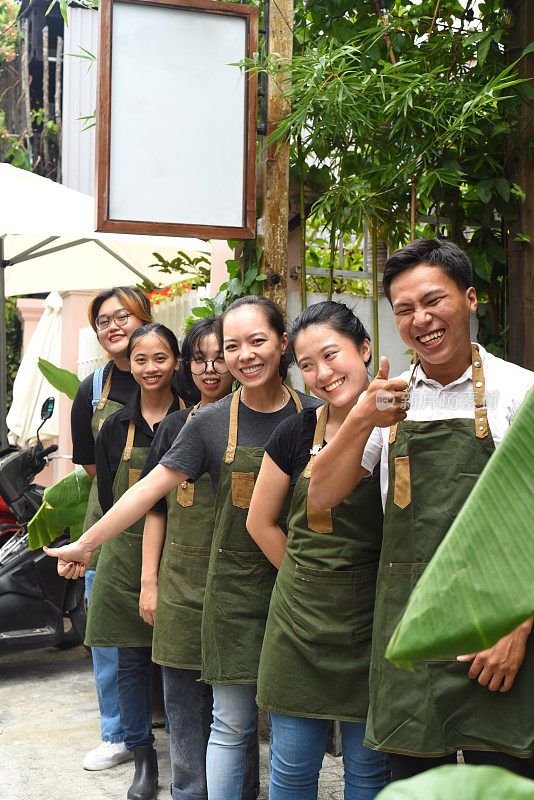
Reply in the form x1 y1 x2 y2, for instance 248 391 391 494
85 419 154 648
257 403 383 722
84 366 123 570
152 404 216 670
201 385 303 685
365 344 534 758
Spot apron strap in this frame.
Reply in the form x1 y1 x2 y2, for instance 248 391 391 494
283 383 303 413
96 364 114 412
472 344 488 439
186 401 201 422
179 396 186 410
225 388 242 464
303 404 329 478
123 419 136 462
224 383 302 464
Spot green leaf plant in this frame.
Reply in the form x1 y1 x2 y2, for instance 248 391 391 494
376 765 534 799
28 467 93 548
38 358 81 400
386 386 534 670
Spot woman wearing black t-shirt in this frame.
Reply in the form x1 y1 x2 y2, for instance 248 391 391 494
247 302 393 800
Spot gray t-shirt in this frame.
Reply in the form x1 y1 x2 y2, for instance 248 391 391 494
160 389 321 496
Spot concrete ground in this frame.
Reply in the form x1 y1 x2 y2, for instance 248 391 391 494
0 645 345 800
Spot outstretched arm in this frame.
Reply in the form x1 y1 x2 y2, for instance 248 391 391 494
309 357 409 510
44 465 185 575
247 454 291 569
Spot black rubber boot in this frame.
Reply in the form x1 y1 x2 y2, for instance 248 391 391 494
127 746 158 800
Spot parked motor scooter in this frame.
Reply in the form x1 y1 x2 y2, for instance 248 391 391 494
0 397 86 655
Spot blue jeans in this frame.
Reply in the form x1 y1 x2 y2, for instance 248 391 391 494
117 646 155 750
163 667 213 800
206 683 260 800
85 569 123 743
269 713 389 800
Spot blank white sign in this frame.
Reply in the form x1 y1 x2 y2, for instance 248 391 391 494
108 3 247 228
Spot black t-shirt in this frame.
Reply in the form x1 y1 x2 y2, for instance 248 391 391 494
139 406 194 515
264 406 323 488
71 361 199 466
95 386 184 514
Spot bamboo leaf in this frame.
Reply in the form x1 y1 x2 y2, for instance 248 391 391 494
386 387 534 669
376 765 534 799
38 358 81 400
28 468 93 549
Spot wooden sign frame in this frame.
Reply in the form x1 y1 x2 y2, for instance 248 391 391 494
96 0 258 239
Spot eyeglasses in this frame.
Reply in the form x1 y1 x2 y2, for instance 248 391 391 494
95 309 132 331
187 358 229 375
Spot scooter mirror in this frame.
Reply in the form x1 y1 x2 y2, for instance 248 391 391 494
40 397 55 421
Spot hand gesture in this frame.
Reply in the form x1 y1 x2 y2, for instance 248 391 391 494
457 622 532 692
43 539 94 580
359 357 410 428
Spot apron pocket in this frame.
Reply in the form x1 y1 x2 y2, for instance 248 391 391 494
111 531 143 593
446 473 480 521
231 472 255 509
306 498 333 534
128 468 142 488
165 542 210 611
393 457 411 509
217 548 276 620
291 564 377 649
177 481 195 507
385 561 427 640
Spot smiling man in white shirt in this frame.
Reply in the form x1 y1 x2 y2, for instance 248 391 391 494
308 238 534 781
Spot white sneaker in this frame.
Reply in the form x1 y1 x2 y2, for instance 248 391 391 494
83 741 134 771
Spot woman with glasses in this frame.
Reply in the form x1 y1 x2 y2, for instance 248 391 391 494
137 318 235 800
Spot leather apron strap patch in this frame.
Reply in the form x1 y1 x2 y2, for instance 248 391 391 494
123 419 135 463
177 480 195 507
283 383 303 413
393 456 411 509
96 365 114 412
224 388 241 464
304 404 333 534
179 396 186 410
472 344 488 439
128 468 142 488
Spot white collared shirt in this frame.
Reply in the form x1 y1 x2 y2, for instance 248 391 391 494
361 344 534 508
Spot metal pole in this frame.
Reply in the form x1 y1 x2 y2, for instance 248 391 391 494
0 236 8 451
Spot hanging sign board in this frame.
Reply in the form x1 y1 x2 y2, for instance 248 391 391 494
96 0 258 239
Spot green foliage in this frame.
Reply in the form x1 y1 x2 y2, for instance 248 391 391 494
38 358 81 401
246 0 534 353
0 0 19 63
184 240 267 329
376 765 534 799
28 467 93 548
386 387 534 669
5 297 22 412
143 250 211 293
305 217 370 295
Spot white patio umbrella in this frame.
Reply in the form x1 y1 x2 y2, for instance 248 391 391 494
6 292 63 447
0 164 212 448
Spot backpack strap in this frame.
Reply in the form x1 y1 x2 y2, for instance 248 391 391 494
91 366 106 410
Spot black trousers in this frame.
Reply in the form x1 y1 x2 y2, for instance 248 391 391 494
389 750 534 781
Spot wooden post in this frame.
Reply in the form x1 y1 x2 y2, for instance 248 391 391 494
257 0 293 315
55 35 63 182
43 26 50 173
507 1 534 369
21 18 33 166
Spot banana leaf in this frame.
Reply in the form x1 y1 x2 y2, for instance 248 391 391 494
386 385 534 669
28 467 92 549
376 765 534 799
38 358 81 400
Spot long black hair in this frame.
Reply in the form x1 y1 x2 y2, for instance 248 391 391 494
218 296 292 380
288 301 371 366
126 322 180 360
180 317 220 393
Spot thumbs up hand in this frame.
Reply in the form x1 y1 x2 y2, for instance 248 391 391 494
358 356 410 427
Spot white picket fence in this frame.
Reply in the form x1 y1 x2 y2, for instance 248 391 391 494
76 287 208 379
